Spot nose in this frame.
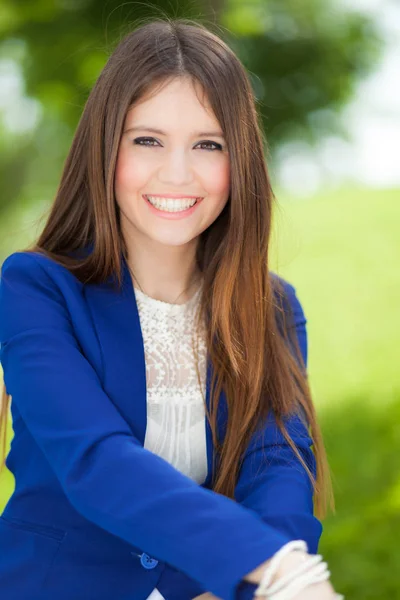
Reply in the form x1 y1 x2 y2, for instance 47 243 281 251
157 148 194 187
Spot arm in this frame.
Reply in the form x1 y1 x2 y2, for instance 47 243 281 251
0 253 294 600
238 278 322 552
161 279 322 600
233 278 322 599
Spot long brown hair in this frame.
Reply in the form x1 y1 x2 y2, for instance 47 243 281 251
0 17 334 519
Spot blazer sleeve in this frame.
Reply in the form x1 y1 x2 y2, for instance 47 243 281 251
235 279 322 599
236 278 321 550
156 279 323 600
0 252 294 600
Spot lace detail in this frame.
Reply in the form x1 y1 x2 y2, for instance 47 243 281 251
145 589 166 600
134 281 208 485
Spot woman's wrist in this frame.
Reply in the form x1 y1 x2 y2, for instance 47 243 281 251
251 546 343 600
272 549 309 583
244 549 308 586
244 557 273 584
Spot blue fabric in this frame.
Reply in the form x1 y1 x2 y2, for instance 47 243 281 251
0 251 322 600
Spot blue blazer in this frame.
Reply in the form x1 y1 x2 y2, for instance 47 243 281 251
0 250 322 600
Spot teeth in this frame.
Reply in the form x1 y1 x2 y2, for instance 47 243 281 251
145 195 198 212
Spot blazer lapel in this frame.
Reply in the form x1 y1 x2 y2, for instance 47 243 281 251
84 254 221 488
84 255 147 445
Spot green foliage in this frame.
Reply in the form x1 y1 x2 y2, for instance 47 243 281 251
319 396 400 598
0 0 381 137
269 186 400 598
0 0 382 214
270 187 400 407
223 0 381 144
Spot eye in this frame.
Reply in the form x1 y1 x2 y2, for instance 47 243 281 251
132 137 223 151
196 141 223 151
133 137 159 147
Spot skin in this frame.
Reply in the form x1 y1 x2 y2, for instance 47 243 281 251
114 75 230 303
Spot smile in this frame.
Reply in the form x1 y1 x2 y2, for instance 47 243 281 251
143 195 202 212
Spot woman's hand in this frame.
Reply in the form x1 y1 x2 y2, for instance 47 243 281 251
281 580 339 600
253 550 340 600
191 581 339 600
258 550 340 600
191 551 341 600
191 583 339 600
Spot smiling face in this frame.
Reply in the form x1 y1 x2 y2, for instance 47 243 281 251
114 76 230 252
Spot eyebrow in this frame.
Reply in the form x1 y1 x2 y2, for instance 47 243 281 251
124 125 225 138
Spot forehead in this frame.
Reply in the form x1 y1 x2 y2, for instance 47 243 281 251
125 77 217 125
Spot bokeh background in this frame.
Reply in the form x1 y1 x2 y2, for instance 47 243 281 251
1 1 399 598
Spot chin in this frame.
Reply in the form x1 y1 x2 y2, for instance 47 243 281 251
151 234 200 247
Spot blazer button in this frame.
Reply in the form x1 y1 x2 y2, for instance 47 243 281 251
140 553 159 569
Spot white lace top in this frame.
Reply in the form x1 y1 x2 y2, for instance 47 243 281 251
134 282 208 600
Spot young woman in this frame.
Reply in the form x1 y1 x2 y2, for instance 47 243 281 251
0 18 343 600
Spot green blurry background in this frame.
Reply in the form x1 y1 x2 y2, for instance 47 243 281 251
0 1 399 598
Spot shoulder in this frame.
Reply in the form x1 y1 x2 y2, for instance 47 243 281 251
0 251 84 317
1 251 82 288
270 272 307 329
2 250 55 276
0 251 85 343
1 252 53 295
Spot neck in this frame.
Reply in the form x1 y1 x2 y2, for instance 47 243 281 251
123 229 202 305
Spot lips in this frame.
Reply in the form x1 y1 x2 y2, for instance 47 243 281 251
143 195 202 203
144 194 202 200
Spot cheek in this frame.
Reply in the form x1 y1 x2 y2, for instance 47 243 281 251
205 159 230 196
115 150 149 193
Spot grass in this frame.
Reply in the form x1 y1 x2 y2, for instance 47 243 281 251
270 186 400 408
269 186 400 597
1 185 399 598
